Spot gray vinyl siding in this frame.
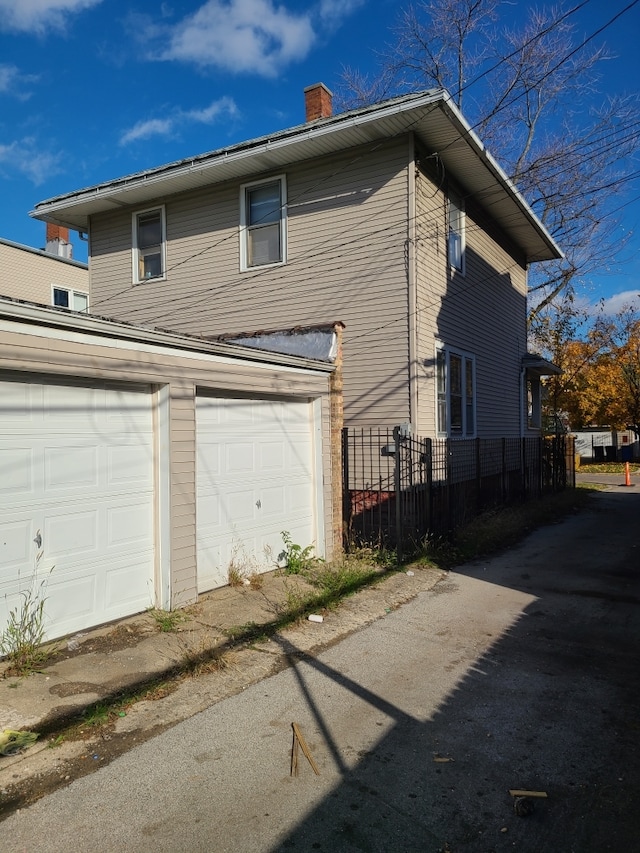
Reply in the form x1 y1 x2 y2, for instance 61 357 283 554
414 165 528 438
89 138 413 428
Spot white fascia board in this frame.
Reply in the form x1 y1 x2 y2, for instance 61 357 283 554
29 92 447 222
435 94 563 260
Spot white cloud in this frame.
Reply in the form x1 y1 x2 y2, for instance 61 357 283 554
599 290 640 316
318 0 365 26
0 0 102 35
120 96 239 145
0 64 39 99
120 118 175 145
0 138 62 184
160 0 315 77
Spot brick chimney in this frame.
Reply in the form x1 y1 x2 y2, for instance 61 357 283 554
45 222 72 259
304 83 333 122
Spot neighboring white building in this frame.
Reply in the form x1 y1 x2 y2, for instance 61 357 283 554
573 428 639 461
0 225 89 311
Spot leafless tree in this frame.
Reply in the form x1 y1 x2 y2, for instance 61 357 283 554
339 1 640 328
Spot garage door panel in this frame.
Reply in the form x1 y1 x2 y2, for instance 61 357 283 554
259 442 285 471
44 508 98 559
104 560 153 611
197 442 221 476
0 519 31 569
0 378 155 641
261 486 286 516
198 542 226 589
0 446 32 495
2 382 35 423
45 573 96 631
107 503 153 548
226 489 258 522
225 442 254 473
197 493 221 526
45 444 99 490
107 444 153 487
196 394 318 594
43 386 105 434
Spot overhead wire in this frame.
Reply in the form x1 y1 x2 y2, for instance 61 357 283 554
85 0 639 332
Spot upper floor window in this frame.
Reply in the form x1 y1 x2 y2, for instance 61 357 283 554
448 191 465 273
52 286 89 313
240 177 286 270
133 206 165 283
436 346 476 437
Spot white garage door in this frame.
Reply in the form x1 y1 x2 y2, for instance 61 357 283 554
0 377 155 641
196 395 319 592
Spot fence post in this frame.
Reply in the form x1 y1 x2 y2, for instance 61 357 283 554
393 425 402 562
446 439 453 535
424 437 433 539
341 427 350 550
502 437 507 503
475 437 482 511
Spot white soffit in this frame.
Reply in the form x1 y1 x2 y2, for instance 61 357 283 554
31 90 562 263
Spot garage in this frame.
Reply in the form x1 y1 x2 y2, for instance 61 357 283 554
196 393 321 592
0 298 338 640
0 375 155 641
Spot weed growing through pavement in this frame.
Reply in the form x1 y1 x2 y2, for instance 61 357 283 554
148 608 187 633
0 537 56 676
278 531 323 575
179 632 233 678
227 540 263 587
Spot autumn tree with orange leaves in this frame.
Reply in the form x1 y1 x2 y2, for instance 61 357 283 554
540 306 640 435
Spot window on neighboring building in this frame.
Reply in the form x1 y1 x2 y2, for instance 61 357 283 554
52 286 89 312
240 177 286 269
448 191 465 273
436 347 476 437
133 207 165 283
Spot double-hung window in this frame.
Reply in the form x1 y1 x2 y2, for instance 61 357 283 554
52 286 89 312
448 191 465 273
133 206 166 283
240 177 286 270
436 347 476 437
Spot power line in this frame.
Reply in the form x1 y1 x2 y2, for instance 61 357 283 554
86 1 639 329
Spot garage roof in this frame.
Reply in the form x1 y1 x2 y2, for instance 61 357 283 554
31 88 562 264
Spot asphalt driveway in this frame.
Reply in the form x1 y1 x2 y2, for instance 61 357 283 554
2 482 639 852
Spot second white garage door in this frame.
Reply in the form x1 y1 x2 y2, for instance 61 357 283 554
196 394 320 592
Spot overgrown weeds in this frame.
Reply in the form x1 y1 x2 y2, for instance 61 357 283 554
1 543 55 676
278 531 323 574
148 608 187 633
418 487 596 569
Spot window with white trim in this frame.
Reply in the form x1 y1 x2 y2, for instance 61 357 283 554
52 286 89 313
448 191 465 273
133 206 166 283
436 347 476 437
240 176 286 270
527 377 542 430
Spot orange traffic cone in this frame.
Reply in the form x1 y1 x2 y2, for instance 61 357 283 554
625 461 632 487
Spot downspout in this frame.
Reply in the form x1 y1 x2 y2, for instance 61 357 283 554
407 133 419 431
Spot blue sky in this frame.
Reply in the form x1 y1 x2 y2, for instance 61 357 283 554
0 0 639 312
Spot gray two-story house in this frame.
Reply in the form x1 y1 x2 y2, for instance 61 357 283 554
32 85 562 441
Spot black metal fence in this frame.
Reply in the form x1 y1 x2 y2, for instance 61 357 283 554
342 427 575 556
